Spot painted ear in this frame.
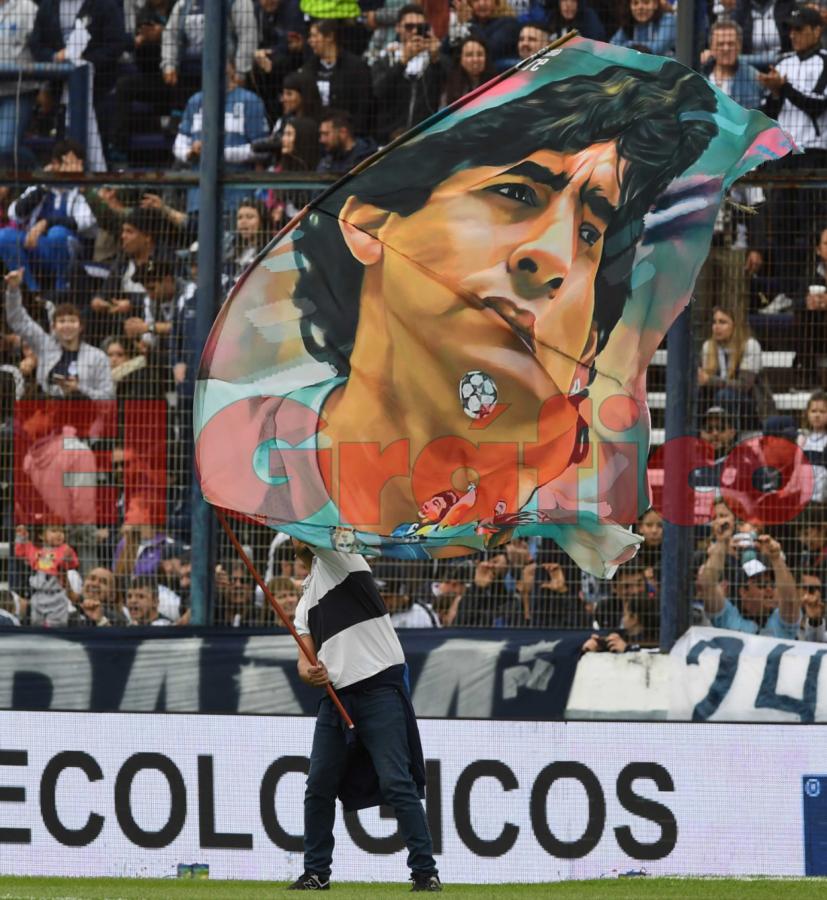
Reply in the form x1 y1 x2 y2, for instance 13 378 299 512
338 196 390 266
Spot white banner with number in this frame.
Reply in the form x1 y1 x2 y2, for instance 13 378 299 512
670 627 827 722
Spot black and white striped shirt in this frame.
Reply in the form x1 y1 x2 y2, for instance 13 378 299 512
294 549 405 689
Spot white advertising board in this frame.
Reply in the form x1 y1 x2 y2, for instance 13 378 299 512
0 712 824 883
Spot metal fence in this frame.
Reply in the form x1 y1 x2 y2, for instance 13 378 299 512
1 0 826 649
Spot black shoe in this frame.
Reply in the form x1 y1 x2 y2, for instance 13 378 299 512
411 872 442 892
287 872 330 890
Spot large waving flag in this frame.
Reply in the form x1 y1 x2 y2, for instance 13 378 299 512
195 37 792 577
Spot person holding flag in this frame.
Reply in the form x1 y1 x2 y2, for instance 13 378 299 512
288 539 440 892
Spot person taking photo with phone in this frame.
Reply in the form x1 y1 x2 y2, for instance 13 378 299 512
371 4 446 143
698 521 800 639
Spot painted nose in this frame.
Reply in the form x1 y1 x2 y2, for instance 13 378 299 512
508 207 574 299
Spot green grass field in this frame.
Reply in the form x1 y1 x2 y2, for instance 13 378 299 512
1 878 826 900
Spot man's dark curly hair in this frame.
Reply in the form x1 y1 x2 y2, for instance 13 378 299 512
291 59 718 376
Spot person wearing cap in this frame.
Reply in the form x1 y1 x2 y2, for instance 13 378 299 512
698 522 800 638
759 4 827 293
759 4 827 156
88 206 168 342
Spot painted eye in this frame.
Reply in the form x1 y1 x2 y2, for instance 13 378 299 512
579 224 601 247
485 183 539 207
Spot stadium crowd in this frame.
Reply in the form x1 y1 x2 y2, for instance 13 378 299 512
0 0 826 642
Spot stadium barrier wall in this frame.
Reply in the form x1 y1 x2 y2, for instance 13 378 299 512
4 628 827 723
0 629 586 719
1 712 826 882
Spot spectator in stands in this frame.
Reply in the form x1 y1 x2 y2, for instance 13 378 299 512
698 530 799 637
257 71 323 150
68 566 122 626
249 0 306 122
174 59 270 214
126 575 172 625
4 269 113 400
121 252 184 398
636 508 663 587
160 546 190 618
702 20 765 107
0 0 43 171
126 250 182 347
364 0 416 65
430 560 471 626
447 0 520 66
300 0 368 54
503 536 533 622
375 567 440 627
371 4 445 143
734 0 793 68
594 560 647 630
441 37 495 107
697 23 766 321
317 109 377 175
273 116 319 173
0 589 24 627
798 391 827 500
113 493 176 580
225 199 271 282
264 575 300 626
88 206 166 341
103 335 151 399
691 406 739 491
529 545 592 628
111 0 175 165
0 141 96 294
698 305 773 431
516 23 550 59
754 415 813 525
546 0 606 41
215 559 261 626
258 532 312 614
454 551 513 626
694 499 751 590
789 502 827 570
792 227 827 387
161 0 258 113
760 6 827 294
169 249 198 416
610 0 676 55
799 568 826 640
582 583 660 653
14 522 79 626
262 117 320 229
31 0 129 142
302 19 374 135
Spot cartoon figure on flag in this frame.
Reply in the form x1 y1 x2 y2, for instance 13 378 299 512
195 37 792 576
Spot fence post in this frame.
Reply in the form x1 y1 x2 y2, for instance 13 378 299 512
659 0 697 651
189 0 227 625
66 64 89 154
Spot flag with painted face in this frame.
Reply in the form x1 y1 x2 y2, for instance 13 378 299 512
195 36 792 577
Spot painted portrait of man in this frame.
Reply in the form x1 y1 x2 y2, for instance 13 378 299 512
195 40 789 575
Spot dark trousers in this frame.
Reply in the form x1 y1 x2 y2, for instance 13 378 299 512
304 687 437 879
